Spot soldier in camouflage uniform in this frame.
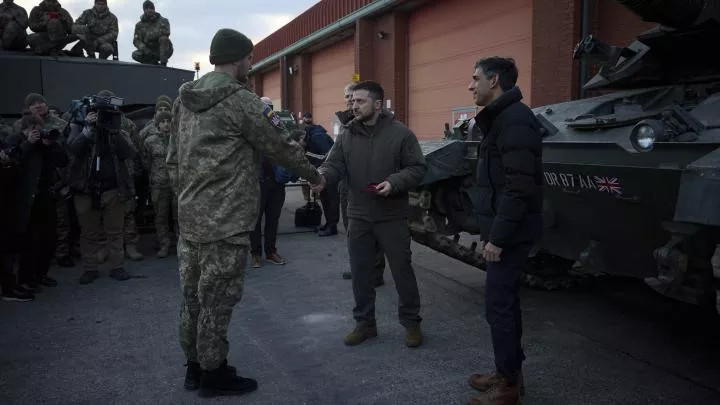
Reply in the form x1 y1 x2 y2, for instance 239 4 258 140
139 95 172 142
142 110 176 258
70 0 118 59
0 0 28 51
27 0 75 56
131 1 172 66
167 28 323 396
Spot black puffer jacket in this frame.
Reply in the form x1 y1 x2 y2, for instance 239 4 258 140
470 86 544 248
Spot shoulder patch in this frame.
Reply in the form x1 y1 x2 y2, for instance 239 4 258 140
263 104 284 129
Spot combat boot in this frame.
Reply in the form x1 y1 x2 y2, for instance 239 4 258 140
405 326 423 348
185 360 238 390
468 376 522 405
343 324 377 346
125 244 144 261
469 370 525 396
198 361 257 398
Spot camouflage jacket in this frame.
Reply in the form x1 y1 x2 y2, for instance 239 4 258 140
12 113 67 136
0 1 28 30
65 124 135 200
139 118 155 142
121 116 141 180
166 71 321 243
28 1 73 33
142 127 171 189
72 7 118 42
133 12 170 50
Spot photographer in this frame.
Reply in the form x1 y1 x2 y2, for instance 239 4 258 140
66 102 136 285
5 112 68 294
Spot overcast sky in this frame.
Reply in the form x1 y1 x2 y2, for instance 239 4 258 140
15 0 321 74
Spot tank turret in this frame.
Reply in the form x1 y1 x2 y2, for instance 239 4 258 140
573 0 720 90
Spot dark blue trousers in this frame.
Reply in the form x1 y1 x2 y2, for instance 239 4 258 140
484 243 531 384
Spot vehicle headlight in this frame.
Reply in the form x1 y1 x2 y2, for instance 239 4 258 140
630 119 665 152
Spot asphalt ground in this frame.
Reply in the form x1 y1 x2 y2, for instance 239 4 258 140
1 186 719 405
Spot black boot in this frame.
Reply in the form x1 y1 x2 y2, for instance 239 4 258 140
184 360 238 391
198 361 257 398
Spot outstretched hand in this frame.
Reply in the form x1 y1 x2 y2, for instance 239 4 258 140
375 181 392 197
309 174 326 193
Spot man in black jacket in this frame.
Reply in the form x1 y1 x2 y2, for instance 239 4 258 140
7 112 69 293
315 81 427 348
465 57 543 405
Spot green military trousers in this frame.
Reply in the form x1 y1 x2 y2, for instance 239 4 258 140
178 234 248 371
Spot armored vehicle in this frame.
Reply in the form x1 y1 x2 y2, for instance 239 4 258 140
1 51 195 233
408 0 720 314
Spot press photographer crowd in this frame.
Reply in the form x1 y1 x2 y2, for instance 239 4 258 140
0 87 345 302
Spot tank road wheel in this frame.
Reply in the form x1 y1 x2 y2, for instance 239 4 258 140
522 250 602 291
644 222 718 314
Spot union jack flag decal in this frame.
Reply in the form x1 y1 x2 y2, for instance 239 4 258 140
593 176 623 195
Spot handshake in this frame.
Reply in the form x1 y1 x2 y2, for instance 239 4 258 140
306 172 393 197
308 173 326 193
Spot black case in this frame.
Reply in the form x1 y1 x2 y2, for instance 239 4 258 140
294 193 322 228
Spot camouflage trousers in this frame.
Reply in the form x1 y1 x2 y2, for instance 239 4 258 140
27 19 75 55
131 37 174 64
124 198 140 247
1 19 28 51
151 188 178 247
178 234 248 370
74 190 125 271
70 28 114 58
54 198 79 258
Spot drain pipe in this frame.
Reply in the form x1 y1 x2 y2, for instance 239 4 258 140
579 0 590 99
281 55 290 110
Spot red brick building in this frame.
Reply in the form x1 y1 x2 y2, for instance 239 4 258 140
248 0 654 140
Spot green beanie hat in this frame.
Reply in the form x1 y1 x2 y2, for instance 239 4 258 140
156 95 172 105
97 89 115 98
24 93 47 108
156 100 172 111
209 28 254 65
156 110 172 122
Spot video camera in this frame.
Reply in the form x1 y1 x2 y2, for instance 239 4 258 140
67 94 124 132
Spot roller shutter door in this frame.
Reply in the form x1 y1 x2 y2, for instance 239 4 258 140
262 69 282 111
408 0 533 140
311 38 355 133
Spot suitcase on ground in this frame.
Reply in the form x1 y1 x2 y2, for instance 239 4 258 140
295 193 322 228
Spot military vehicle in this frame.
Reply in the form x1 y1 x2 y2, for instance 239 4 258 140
408 0 720 315
1 51 196 233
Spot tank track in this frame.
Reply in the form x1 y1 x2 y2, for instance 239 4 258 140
410 230 604 291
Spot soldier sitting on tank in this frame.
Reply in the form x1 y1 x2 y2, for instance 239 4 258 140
27 0 76 56
131 1 172 66
141 110 177 258
139 95 172 141
0 0 29 51
69 0 118 59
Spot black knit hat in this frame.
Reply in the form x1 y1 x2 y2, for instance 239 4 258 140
156 110 172 122
143 1 154 10
209 28 254 65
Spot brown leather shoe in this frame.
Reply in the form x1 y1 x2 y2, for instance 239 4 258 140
469 370 524 395
468 376 521 405
343 325 377 346
251 255 262 268
266 252 286 265
405 326 422 348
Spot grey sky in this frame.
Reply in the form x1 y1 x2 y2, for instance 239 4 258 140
15 0 321 74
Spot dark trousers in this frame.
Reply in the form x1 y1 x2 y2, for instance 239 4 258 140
0 228 15 293
18 195 57 285
319 182 340 228
485 243 531 383
347 218 421 328
250 178 286 256
338 180 348 230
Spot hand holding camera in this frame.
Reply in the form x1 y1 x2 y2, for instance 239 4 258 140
86 111 98 125
27 129 41 144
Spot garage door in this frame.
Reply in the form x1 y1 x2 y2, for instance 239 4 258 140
311 37 355 133
262 69 282 111
408 0 533 140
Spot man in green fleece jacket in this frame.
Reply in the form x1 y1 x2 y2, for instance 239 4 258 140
314 80 428 348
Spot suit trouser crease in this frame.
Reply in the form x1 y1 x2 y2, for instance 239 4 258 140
250 179 285 255
319 183 340 227
178 236 247 370
484 243 530 383
19 194 56 284
347 218 421 328
74 190 125 271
